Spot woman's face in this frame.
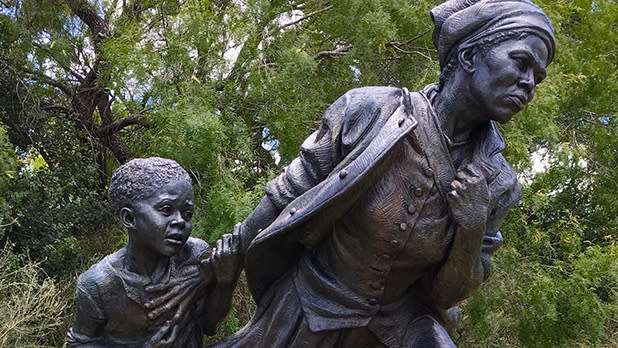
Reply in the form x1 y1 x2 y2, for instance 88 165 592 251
469 35 550 124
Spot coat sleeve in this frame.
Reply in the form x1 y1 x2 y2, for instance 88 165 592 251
239 87 403 254
264 97 345 210
480 154 522 280
264 87 400 209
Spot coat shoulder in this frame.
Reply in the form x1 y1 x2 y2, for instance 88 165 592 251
328 87 406 150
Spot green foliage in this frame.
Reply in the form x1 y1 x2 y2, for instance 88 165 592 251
4 158 113 275
0 124 16 238
458 245 617 348
241 0 437 160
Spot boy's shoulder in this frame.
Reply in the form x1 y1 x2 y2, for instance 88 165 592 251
76 250 125 292
74 251 128 312
77 240 211 291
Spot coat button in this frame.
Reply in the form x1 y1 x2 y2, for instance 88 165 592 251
339 169 348 179
424 168 434 177
407 203 416 214
367 298 378 305
391 239 400 246
290 208 296 215
382 253 391 260
399 222 408 231
398 118 405 127
414 187 423 197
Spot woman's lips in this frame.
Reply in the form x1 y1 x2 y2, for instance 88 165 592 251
507 95 527 109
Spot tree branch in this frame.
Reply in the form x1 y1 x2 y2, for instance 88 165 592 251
313 44 352 60
22 68 74 96
386 42 433 61
386 30 430 46
40 102 72 115
278 4 333 30
66 0 113 41
32 42 85 82
93 115 148 137
385 31 434 61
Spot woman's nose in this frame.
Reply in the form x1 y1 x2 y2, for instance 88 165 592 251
517 69 535 94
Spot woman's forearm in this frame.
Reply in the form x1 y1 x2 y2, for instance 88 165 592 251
431 224 485 309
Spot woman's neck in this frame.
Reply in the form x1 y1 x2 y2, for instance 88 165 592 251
432 81 484 143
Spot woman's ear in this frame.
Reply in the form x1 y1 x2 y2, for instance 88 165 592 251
458 47 476 73
119 207 135 229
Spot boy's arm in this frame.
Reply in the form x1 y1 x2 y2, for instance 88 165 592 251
67 279 107 348
200 232 242 335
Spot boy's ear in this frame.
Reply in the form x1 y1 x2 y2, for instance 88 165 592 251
119 207 135 229
458 47 476 73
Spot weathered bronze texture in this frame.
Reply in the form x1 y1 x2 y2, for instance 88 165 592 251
209 0 556 347
67 157 240 348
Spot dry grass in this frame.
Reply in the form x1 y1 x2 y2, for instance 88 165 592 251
0 248 73 348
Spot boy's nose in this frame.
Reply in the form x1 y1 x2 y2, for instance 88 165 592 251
170 219 186 229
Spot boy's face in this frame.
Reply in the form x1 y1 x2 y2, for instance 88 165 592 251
130 179 194 257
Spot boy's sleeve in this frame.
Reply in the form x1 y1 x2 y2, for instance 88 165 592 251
67 275 106 347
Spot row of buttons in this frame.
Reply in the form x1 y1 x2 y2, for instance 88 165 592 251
366 188 424 303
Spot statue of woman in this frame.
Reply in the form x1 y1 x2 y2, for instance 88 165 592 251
212 1 556 347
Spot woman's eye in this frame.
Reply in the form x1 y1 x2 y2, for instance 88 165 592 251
513 56 527 70
534 70 547 84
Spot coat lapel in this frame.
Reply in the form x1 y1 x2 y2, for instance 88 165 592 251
246 93 418 302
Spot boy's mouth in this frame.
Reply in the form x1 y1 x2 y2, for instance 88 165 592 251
164 232 185 245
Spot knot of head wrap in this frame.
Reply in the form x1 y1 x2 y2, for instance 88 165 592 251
431 0 555 70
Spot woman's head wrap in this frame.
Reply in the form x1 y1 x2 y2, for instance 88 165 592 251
431 0 555 70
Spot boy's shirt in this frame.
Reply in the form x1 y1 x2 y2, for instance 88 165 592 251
67 238 211 348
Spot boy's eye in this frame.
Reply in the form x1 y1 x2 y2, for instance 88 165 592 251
159 205 172 215
182 210 193 220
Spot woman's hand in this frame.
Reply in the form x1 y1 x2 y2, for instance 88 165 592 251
447 163 490 234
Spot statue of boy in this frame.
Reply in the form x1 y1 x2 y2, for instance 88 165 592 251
67 157 240 348
209 0 556 347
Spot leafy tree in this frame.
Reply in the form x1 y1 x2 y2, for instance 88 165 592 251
1 0 150 188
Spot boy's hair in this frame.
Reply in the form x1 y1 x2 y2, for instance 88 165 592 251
109 157 192 213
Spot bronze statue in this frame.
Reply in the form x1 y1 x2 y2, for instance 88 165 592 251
67 157 240 348
209 0 556 347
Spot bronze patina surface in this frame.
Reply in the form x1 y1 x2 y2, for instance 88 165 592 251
211 0 555 347
68 157 241 348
